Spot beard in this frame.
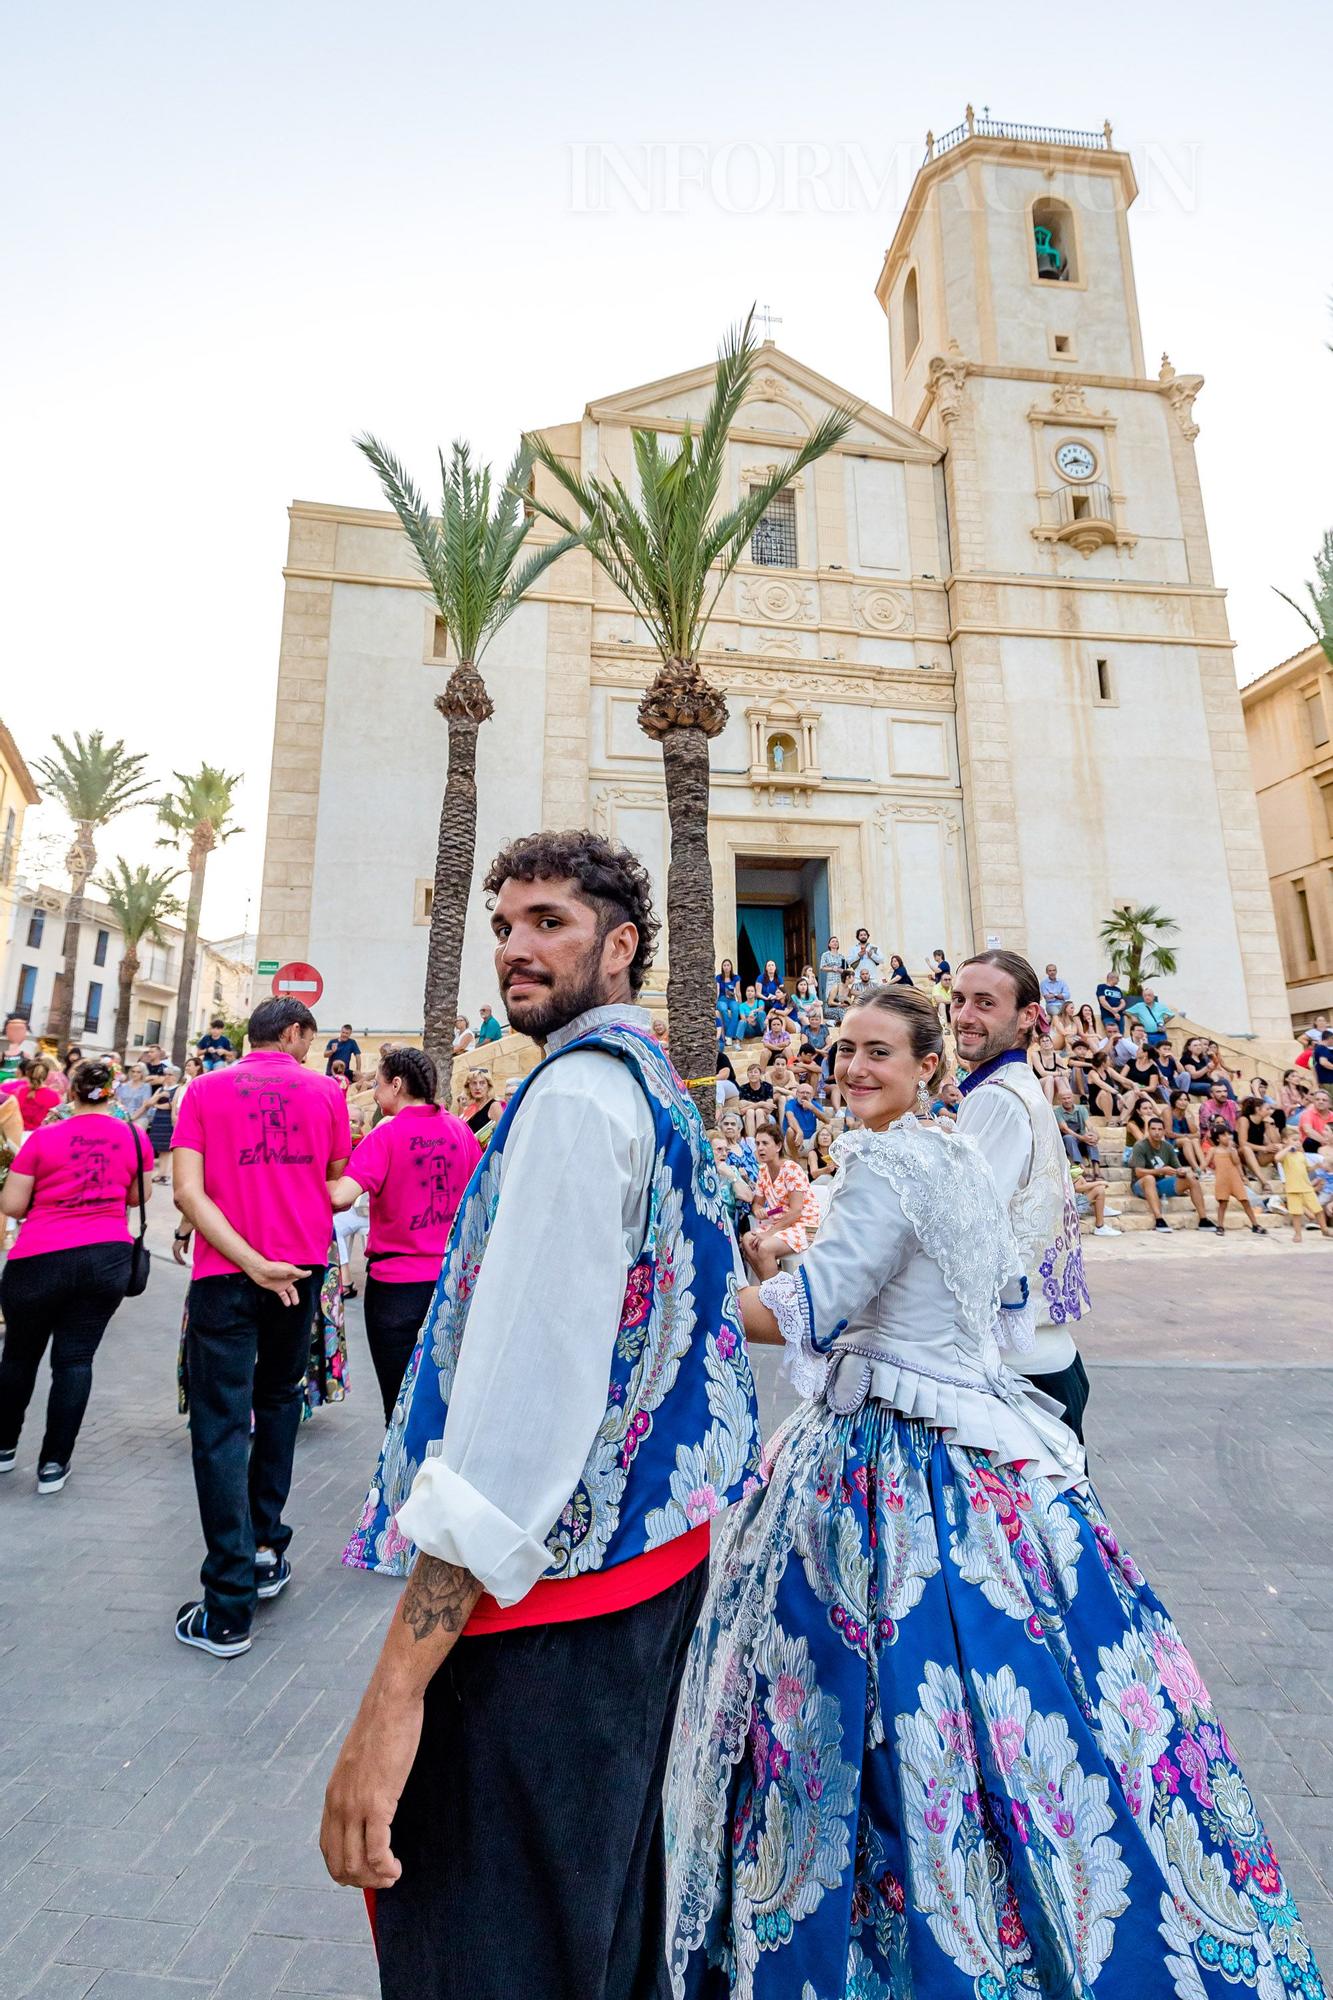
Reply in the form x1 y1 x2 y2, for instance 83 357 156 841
954 1016 1024 1070
502 948 616 1042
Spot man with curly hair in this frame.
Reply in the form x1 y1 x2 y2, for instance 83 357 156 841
324 830 762 2000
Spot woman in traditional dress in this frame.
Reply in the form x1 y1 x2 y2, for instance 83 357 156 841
666 984 1323 2000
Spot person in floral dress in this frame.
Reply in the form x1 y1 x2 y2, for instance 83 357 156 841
741 1126 823 1278
666 985 1324 2000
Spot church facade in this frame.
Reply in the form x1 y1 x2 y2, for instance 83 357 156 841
257 116 1290 1040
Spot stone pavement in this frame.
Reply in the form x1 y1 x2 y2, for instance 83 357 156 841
1 1242 1332 1995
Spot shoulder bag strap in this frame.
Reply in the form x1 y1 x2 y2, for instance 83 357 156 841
131 1125 147 1245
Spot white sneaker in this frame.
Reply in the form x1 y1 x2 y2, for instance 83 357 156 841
1104 1205 1122 1217
1093 1223 1121 1237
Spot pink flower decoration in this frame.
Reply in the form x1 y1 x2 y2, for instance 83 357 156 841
940 1707 976 1761
685 1484 720 1526
989 1716 1025 1776
773 1673 807 1722
1153 1632 1212 1715
382 1514 410 1562
1118 1684 1160 1733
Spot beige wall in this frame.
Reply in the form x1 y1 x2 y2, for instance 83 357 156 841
1242 643 1333 1022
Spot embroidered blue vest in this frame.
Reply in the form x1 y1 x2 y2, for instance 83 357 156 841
342 1022 763 1581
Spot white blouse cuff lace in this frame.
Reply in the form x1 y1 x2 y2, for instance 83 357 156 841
758 1272 830 1400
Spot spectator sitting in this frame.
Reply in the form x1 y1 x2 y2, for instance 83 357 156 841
800 1003 831 1056
452 1016 476 1055
1125 985 1173 1048
782 1079 831 1167
789 976 818 1022
714 1053 741 1120
1124 1095 1165 1150
932 1076 962 1127
1072 1156 1120 1237
1040 962 1071 1018
886 954 913 987
1095 971 1127 1039
766 1056 797 1121
329 1059 351 1094
1084 1049 1123 1121
1064 1037 1095 1102
1167 1091 1206 1174
1072 1002 1107 1052
758 1007 796 1072
1235 1097 1280 1182
1206 1122 1266 1235
717 1109 759 1186
1246 1074 1275 1110
741 1124 824 1279
756 960 784 1001
1309 1031 1333 1095
1029 1031 1065 1104
1119 1026 1167 1108
931 948 951 978
1298 1089 1333 1155
809 1121 841 1181
1129 1114 1218 1233
475 1003 503 1045
709 1131 754 1238
733 985 766 1042
930 968 952 1028
1203 1078 1238 1134
736 1063 775 1138
196 1019 234 1071
1280 1067 1312 1117
1053 1083 1101 1166
715 959 743 1040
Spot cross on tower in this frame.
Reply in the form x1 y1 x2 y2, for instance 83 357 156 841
757 304 783 341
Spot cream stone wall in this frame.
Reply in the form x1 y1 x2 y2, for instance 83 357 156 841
1242 643 1333 1023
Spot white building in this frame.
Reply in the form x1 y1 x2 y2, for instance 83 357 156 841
3 880 253 1055
257 115 1288 1042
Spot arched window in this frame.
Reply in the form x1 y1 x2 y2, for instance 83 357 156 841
902 267 920 360
1032 197 1078 283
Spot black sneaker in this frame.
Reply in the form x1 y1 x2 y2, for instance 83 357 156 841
0 1447 16 1474
1251 1224 1265 1235
175 1601 251 1658
255 1550 292 1601
1153 1217 1170 1232
1198 1218 1218 1231
36 1462 69 1494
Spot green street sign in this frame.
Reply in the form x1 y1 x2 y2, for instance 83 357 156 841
257 960 279 975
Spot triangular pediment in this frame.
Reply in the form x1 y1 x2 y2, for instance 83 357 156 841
584 344 939 462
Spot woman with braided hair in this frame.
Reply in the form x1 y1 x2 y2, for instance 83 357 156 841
331 1046 482 1422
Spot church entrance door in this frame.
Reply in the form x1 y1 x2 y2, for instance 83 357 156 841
734 854 830 987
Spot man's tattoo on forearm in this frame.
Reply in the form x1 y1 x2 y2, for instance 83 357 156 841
399 1557 481 1643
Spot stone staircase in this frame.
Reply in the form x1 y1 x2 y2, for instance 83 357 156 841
1080 1121 1283 1234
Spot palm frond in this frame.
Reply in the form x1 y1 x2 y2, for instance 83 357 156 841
33 731 152 828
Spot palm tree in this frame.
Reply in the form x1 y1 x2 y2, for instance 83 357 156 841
1275 529 1333 667
33 732 153 1047
526 312 856 1113
1098 903 1180 997
354 435 580 1070
157 765 242 1069
96 861 184 1057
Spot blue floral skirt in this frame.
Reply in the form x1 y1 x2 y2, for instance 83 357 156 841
665 1401 1323 2000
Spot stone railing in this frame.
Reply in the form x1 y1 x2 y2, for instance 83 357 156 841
926 110 1113 162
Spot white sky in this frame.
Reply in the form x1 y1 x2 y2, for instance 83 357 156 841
5 0 1330 936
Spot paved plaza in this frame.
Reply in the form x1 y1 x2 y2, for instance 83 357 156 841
2 1237 1332 1996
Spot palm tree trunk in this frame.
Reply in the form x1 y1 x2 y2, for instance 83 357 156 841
171 851 207 1069
660 725 719 1123
47 834 95 1047
422 667 494 1074
112 950 138 1058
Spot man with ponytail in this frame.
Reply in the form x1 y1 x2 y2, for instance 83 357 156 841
951 949 1093 1437
330 1046 481 1422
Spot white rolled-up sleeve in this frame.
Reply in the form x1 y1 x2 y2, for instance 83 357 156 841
393 1052 650 1606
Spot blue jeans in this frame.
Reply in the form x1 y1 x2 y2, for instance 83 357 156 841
717 1000 743 1039
185 1267 322 1630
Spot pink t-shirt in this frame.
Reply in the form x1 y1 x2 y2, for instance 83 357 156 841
1 1080 62 1130
346 1103 482 1283
8 1114 153 1260
172 1050 352 1279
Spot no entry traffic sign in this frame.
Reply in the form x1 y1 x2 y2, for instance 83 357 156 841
272 960 324 1006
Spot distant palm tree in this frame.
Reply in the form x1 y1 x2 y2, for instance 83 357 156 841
354 434 579 1070
526 312 855 1112
1098 903 1180 997
96 861 184 1057
1275 529 1333 667
33 732 153 1047
157 766 242 1068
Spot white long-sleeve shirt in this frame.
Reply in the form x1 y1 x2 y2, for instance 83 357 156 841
955 1074 1077 1377
393 1003 655 1605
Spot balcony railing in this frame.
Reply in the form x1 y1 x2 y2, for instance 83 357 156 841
926 110 1112 162
1052 480 1112 528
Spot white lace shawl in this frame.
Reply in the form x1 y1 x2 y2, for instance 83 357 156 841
831 1115 1018 1339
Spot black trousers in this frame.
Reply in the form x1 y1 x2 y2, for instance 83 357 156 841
184 1268 321 1630
0 1242 133 1464
1028 1350 1091 1442
376 1561 709 2000
362 1274 435 1424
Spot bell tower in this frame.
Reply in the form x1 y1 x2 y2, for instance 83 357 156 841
872 111 1291 1041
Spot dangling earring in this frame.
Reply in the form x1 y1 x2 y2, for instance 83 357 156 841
916 1075 932 1118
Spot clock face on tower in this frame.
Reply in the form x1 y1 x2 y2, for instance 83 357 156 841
1054 439 1097 482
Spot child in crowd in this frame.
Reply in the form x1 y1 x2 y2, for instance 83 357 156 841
736 1063 775 1139
1071 1157 1120 1237
1205 1122 1265 1236
1275 1133 1332 1242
